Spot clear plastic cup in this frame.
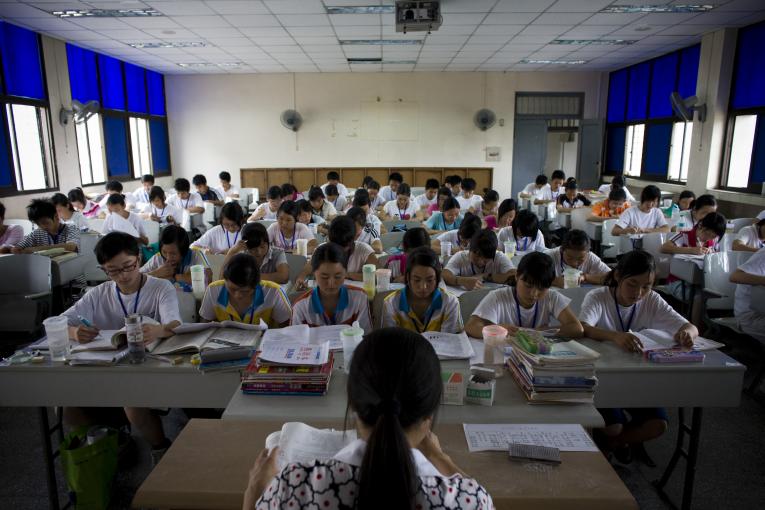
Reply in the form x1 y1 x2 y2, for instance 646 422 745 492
362 264 376 299
503 241 516 257
481 325 508 372
190 264 206 299
43 316 70 362
441 241 452 259
563 268 582 289
375 268 392 291
296 238 308 257
341 326 364 374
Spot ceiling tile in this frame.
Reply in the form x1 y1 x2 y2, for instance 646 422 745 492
492 0 556 13
424 35 469 45
546 0 612 12
276 14 330 26
239 26 290 37
467 34 515 44
251 36 296 45
442 13 487 25
261 44 303 53
286 26 336 37
0 3 62 17
149 1 215 16
519 24 568 35
483 13 539 24
334 26 381 37
562 25 618 37
292 36 339 45
121 16 183 29
68 17 131 30
636 12 701 26
97 28 153 39
206 1 269 15
329 13 381 26
192 27 242 37
173 15 232 28
475 24 525 36
532 12 592 25
263 0 326 14
429 24 479 35
440 0 498 13
582 13 647 25
223 14 280 27
657 24 717 36
204 36 255 47
6 17 74 31
685 11 759 24
141 28 199 39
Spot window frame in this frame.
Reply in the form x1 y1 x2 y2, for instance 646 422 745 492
75 112 107 186
718 107 765 194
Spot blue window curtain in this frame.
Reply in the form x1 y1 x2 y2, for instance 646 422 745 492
66 44 99 103
677 45 700 99
0 22 45 100
149 119 170 175
605 127 626 175
146 71 166 116
98 55 125 110
0 123 12 187
626 62 650 121
643 123 673 176
103 116 130 177
124 63 147 114
648 52 679 119
607 69 628 123
732 21 765 110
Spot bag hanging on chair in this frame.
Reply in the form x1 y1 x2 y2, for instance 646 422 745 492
59 426 119 510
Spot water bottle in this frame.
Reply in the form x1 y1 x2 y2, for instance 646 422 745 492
362 264 376 299
125 314 146 364
190 264 206 300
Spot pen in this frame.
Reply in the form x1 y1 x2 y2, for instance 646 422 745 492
77 315 94 328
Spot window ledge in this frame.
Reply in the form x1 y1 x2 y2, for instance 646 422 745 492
709 188 765 207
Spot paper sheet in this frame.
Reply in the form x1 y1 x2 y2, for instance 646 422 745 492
266 422 357 470
634 329 724 352
259 342 329 366
463 423 598 453
422 331 475 359
308 324 349 351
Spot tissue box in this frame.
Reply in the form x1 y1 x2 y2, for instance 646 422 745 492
441 370 466 405
466 375 496 406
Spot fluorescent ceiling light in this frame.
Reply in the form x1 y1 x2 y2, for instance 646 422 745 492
177 62 244 68
347 58 416 64
552 39 637 46
50 9 162 18
326 6 395 14
521 59 587 65
601 4 715 13
129 42 205 49
340 39 422 45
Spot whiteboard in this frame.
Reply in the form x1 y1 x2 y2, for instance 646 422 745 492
361 100 419 141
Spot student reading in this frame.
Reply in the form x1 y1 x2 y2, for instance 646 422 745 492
249 185 283 221
51 193 89 231
102 194 150 245
382 247 463 333
497 209 546 254
385 227 430 283
168 178 204 214
191 202 246 254
143 186 184 226
223 222 289 284
611 185 669 236
432 212 482 255
243 328 493 510
62 232 181 461
1 199 80 254
141 225 211 285
443 229 515 291
547 229 610 288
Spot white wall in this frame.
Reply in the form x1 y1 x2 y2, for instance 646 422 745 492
165 71 603 199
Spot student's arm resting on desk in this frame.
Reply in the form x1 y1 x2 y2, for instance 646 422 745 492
611 224 639 236
732 239 759 252
730 269 765 286
12 242 78 254
442 268 483 291
465 315 518 339
582 322 645 353
262 262 289 284
556 306 584 338
661 239 707 255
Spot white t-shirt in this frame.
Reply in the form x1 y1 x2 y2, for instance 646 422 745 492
546 246 610 277
190 224 243 254
413 193 437 209
444 250 513 278
321 182 349 197
497 227 546 253
370 194 386 209
598 184 636 202
357 224 381 248
580 286 687 334
456 194 483 211
253 202 279 220
366 213 381 230
379 185 398 203
522 182 550 200
736 225 764 250
167 192 204 211
62 211 90 231
140 249 209 274
328 195 347 212
132 187 152 205
267 222 314 252
734 248 765 316
314 201 338 220
142 202 185 225
99 192 135 210
101 211 147 239
216 185 240 198
472 286 570 329
615 206 667 230
383 200 418 220
61 276 181 329
347 241 375 273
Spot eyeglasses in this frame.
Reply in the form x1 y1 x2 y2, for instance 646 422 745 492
99 259 139 277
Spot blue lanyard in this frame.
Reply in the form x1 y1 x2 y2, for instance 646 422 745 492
144 191 149 202
226 230 239 249
517 236 529 251
280 228 295 250
513 288 538 329
613 289 636 332
116 276 144 317
155 206 166 218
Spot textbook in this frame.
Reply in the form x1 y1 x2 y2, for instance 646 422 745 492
241 351 335 396
259 324 349 352
422 331 475 360
34 317 160 353
265 422 357 470
153 323 265 355
633 329 724 354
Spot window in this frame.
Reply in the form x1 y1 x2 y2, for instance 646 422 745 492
6 103 55 191
76 113 106 185
667 122 693 182
725 115 757 188
129 117 151 178
623 124 644 176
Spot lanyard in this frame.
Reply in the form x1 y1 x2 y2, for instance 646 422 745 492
398 206 408 219
280 228 295 250
229 290 258 324
518 237 529 251
182 197 190 209
226 230 239 249
144 191 149 202
513 288 538 329
613 289 636 332
155 206 166 218
116 276 144 317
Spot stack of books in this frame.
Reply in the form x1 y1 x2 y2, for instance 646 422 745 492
506 332 600 404
240 342 334 396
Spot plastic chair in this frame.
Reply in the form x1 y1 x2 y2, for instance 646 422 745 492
176 290 198 323
87 218 105 233
203 202 216 228
286 253 309 284
372 289 397 328
729 217 755 233
0 254 52 334
553 286 597 317
703 251 753 311
641 232 670 279
376 254 389 268
382 220 423 233
5 219 34 235
80 233 107 284
599 219 620 259
205 253 227 281
380 231 405 252
142 220 160 245
570 207 591 232
457 288 493 325
239 188 254 207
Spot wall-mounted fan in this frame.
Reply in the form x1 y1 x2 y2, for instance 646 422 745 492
280 109 303 132
670 92 706 122
59 99 99 126
473 108 496 131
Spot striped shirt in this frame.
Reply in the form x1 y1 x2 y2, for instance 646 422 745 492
291 285 372 333
16 224 81 250
199 280 291 327
382 288 462 333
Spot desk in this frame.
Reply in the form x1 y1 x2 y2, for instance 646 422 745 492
585 221 602 242
51 255 86 287
557 212 571 229
668 256 704 315
133 419 638 510
751 285 765 313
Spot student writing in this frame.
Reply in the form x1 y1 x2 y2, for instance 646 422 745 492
140 225 211 286
385 227 430 283
442 229 514 290
548 229 610 287
497 209 546 253
248 185 283 221
102 194 149 245
611 185 670 236
168 178 205 214
1 199 80 254
224 222 289 284
51 193 89 231
191 202 246 255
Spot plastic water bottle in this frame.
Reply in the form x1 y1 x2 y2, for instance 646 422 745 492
362 264 376 299
125 314 146 364
190 264 206 300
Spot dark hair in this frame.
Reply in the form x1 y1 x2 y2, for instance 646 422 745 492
397 183 411 197
277 200 298 220
698 211 727 239
516 251 555 289
159 225 190 258
0 202 5 220
328 215 356 248
280 183 296 198
325 184 339 197
348 328 442 510
457 212 482 241
689 194 717 212
346 206 367 228
352 189 370 208
469 229 498 259
327 170 340 181
311 242 347 271
441 196 460 212
27 199 56 223
388 172 403 184
437 186 452 199
222 252 260 288
757 218 765 233
608 188 627 202
149 186 166 202
105 180 123 192
513 209 539 241
445 175 462 186
401 227 429 251
605 250 656 287
564 180 578 191
640 184 661 203
267 185 283 200
551 170 566 181
51 193 74 212
174 178 191 192
461 177 476 192
367 180 381 191
67 188 87 205
611 175 625 188
362 176 374 188
535 174 548 186
220 202 245 226
219 171 232 182
241 222 269 249
405 246 442 285
95 232 139 265
678 190 695 201
192 174 207 186
141 174 155 184
296 199 314 217
106 193 126 207
483 189 499 203
425 178 439 190
497 198 517 221
561 229 590 252
308 186 325 201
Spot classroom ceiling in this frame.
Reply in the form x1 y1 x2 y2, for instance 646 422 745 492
1 0 764 74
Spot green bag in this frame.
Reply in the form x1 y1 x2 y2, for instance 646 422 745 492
141 242 159 264
59 427 119 510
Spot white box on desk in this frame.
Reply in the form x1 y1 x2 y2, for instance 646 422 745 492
466 376 496 406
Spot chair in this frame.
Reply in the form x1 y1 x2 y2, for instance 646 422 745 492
730 217 755 233
286 253 309 284
553 286 597 317
176 290 198 323
87 218 105 233
0 254 52 335
372 289 397 328
142 220 160 245
703 251 753 312
599 219 620 259
457 288 493 325
570 207 591 232
410 186 425 197
80 233 108 284
380 231 405 252
239 188 254 207
5 219 34 235
382 220 424 233
641 233 670 279
206 253 227 281
376 254 389 268
203 202 217 228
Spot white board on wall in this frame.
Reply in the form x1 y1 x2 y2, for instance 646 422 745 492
361 101 419 141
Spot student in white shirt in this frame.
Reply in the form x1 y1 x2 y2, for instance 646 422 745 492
548 229 610 288
598 175 636 203
51 193 89 231
412 179 439 214
290 242 372 332
223 222 289 284
68 187 101 219
443 229 515 290
611 185 670 236
366 180 386 211
350 191 383 233
497 209 546 254
168 178 204 214
62 232 181 462
217 171 240 199
142 186 184 227
444 174 462 197
731 247 765 342
190 202 245 255
248 186 284 222
520 175 551 204
141 225 212 286
193 174 224 206
98 180 136 210
330 215 376 279
131 174 155 206
465 251 583 339
478 189 500 229
432 212 481 256
102 194 149 245
383 183 418 220
324 184 347 213
733 219 765 252
320 170 350 198
267 200 317 254
545 170 566 203
281 183 304 202
495 198 518 231
347 206 383 254
379 172 403 204
455 178 483 212
308 186 338 221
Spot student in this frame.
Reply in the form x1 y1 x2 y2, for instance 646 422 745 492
98 180 135 210
143 186 184 226
280 183 302 202
51 193 89 231
478 189 499 230
382 247 462 333
520 174 550 204
611 185 670 236
443 229 515 290
731 248 765 342
424 197 462 234
495 198 517 230
548 229 610 288
267 200 317 254
366 180 386 210
432 212 481 255
361 176 374 189
141 225 211 285
590 188 629 223
676 190 695 211
347 206 383 254
1 199 80 254
445 174 462 197
168 178 204 214
0 202 23 249
307 186 338 221
132 174 155 205
497 209 546 254
579 251 696 463
295 198 326 228
324 184 347 213
379 172 403 203
217 171 240 199
223 222 289 284
412 179 439 213
320 170 349 198
733 218 765 252
200 253 291 327
426 186 452 217
456 178 483 212
326 215 376 279
102 194 149 245
290 242 373 332
243 327 493 509
662 212 726 255
249 186 284 221
556 180 592 212
465 251 583 339
351 190 383 233
190 202 246 255
383 183 418 220
385 227 430 283
546 169 566 203
68 188 101 218
679 194 717 227
598 175 636 203
193 174 224 205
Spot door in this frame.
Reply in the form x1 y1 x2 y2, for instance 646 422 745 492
577 119 604 189
511 119 548 198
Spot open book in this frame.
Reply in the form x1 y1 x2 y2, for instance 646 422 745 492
152 320 267 355
422 331 475 360
259 324 350 352
265 422 357 470
508 338 600 366
633 329 724 353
